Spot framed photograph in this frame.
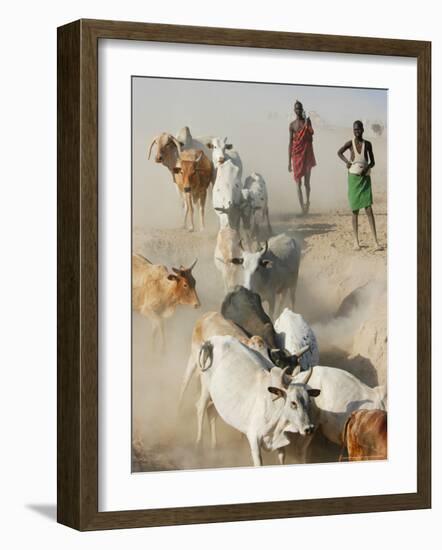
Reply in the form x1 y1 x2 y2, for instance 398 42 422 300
57 19 431 530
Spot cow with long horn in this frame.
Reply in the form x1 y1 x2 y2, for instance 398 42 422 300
132 254 200 350
147 127 214 217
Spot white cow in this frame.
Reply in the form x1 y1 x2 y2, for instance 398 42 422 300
292 365 387 447
197 335 321 466
212 160 243 230
205 136 243 180
230 234 301 318
275 308 320 370
241 173 272 242
214 227 242 291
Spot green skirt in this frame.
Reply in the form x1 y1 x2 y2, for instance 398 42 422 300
348 173 373 211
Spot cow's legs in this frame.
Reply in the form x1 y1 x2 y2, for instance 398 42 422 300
277 447 285 465
187 193 195 232
195 381 211 446
247 433 263 466
199 192 207 231
207 403 218 449
291 434 314 464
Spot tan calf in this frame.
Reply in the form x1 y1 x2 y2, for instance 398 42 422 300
173 149 213 232
132 254 200 348
340 409 387 461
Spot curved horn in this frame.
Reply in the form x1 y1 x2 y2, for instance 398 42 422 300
298 366 313 385
239 239 245 251
170 136 182 153
297 344 310 358
260 240 269 255
195 150 203 163
188 258 198 271
147 136 159 159
291 365 302 378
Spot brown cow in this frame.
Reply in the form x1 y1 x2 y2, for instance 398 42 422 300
132 254 200 349
340 409 387 461
173 149 213 232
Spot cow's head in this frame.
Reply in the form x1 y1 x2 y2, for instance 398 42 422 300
173 150 205 187
148 132 183 164
269 344 310 371
229 240 272 290
268 366 320 436
206 137 233 166
167 259 200 308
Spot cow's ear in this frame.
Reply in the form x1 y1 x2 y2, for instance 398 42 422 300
225 143 233 150
268 387 286 400
167 274 179 282
308 389 321 398
178 141 185 147
172 167 182 174
260 259 273 269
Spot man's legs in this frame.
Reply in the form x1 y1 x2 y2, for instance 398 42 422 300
352 210 360 250
365 206 383 250
296 179 305 213
304 170 311 213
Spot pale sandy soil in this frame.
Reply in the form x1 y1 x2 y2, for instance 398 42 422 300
131 189 387 471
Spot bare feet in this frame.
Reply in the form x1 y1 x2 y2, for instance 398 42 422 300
374 244 384 251
353 243 361 251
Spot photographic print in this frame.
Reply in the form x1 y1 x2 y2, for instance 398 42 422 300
131 76 388 472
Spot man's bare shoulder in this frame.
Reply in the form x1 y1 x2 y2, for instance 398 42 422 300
364 139 373 148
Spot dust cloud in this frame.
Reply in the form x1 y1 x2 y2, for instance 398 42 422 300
132 78 388 471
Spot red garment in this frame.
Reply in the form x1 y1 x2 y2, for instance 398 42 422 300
291 123 316 181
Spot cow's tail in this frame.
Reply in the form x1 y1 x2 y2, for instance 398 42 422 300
198 341 214 372
339 414 352 462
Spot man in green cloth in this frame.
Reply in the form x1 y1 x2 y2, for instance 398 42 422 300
337 120 383 251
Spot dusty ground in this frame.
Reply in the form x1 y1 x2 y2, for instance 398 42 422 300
132 189 387 472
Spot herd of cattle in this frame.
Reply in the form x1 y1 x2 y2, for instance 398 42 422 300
133 126 388 467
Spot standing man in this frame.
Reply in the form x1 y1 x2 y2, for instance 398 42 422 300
288 100 317 214
337 120 383 251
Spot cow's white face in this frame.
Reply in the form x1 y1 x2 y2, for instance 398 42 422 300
230 247 272 290
268 383 320 436
208 137 233 166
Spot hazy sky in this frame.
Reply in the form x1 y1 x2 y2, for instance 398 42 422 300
133 77 387 228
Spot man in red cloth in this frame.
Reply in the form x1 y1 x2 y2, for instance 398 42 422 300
288 100 317 214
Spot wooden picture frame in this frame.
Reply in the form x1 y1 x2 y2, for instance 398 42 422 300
57 18 431 530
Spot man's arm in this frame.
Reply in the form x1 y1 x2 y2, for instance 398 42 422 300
337 141 352 169
288 125 294 172
306 116 314 134
366 141 375 169
361 141 375 176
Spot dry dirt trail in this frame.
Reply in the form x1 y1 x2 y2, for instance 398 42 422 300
132 199 387 472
